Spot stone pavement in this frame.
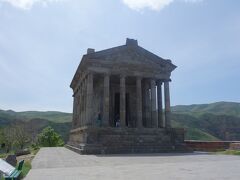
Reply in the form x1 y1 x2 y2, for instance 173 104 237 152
25 147 240 180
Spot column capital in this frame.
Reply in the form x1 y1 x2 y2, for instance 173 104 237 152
136 76 142 80
151 79 156 86
86 70 94 74
163 78 171 83
103 73 110 77
87 71 94 77
101 71 110 75
120 74 126 78
156 79 163 85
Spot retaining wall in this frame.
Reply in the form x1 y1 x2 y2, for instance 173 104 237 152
185 140 240 151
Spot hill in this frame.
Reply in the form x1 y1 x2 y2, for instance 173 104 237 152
0 109 72 123
1 101 240 142
0 109 72 141
172 101 240 117
172 102 240 141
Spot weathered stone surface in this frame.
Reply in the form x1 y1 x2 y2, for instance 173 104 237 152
67 127 190 154
15 148 31 156
6 155 17 167
185 140 238 151
230 143 240 150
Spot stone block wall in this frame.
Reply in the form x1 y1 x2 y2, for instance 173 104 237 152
185 140 240 151
68 127 190 154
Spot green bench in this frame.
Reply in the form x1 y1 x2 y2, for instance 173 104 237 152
4 160 24 180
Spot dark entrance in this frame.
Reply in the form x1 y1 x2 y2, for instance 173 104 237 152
114 93 129 127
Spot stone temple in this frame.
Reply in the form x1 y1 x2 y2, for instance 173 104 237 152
67 38 189 154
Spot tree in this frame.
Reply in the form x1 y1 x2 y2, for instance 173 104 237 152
2 126 16 153
37 126 64 147
0 128 5 149
13 123 30 150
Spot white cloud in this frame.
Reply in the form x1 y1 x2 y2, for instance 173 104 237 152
122 0 202 11
122 0 173 11
0 0 62 10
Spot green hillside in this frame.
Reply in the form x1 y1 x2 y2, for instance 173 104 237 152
0 109 72 142
1 101 240 142
172 101 240 117
172 102 240 141
0 109 72 123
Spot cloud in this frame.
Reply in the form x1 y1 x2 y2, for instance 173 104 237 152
122 0 202 11
0 0 62 10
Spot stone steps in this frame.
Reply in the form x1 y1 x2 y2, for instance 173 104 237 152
66 143 190 155
67 127 190 154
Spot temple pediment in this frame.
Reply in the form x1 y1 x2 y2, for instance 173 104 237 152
71 38 176 89
85 42 176 72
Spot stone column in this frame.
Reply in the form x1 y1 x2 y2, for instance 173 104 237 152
72 94 77 128
103 74 110 126
151 79 158 128
77 91 81 127
120 75 126 127
75 92 79 127
136 77 143 128
164 80 171 128
79 83 84 126
86 73 93 126
143 80 151 127
157 81 164 128
80 81 83 126
83 79 86 126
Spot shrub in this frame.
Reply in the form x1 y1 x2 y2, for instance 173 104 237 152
37 126 64 147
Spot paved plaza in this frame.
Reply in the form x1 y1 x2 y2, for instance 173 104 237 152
25 147 240 180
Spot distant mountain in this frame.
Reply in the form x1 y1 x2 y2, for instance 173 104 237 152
0 109 72 141
1 101 240 142
0 109 72 123
172 101 240 117
172 102 240 141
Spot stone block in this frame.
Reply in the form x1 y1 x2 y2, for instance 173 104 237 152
6 155 17 167
67 127 191 154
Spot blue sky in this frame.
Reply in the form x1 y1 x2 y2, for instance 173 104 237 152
0 0 239 112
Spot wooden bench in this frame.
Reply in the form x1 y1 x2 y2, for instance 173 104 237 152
3 160 24 180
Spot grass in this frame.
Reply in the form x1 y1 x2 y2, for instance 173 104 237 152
217 150 240 155
21 160 32 178
185 128 219 141
0 150 15 158
0 148 37 179
31 148 40 156
0 153 7 158
0 160 31 180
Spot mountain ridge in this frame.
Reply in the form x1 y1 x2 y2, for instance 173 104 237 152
1 101 240 141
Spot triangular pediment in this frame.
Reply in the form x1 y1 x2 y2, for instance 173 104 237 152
71 39 177 89
85 45 176 72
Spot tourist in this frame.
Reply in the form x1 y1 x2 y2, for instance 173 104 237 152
115 114 120 127
96 112 102 127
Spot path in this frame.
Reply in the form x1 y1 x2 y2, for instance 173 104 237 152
25 147 240 180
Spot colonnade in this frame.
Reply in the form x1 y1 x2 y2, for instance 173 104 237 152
72 73 172 128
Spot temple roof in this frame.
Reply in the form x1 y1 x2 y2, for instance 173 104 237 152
70 38 177 89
